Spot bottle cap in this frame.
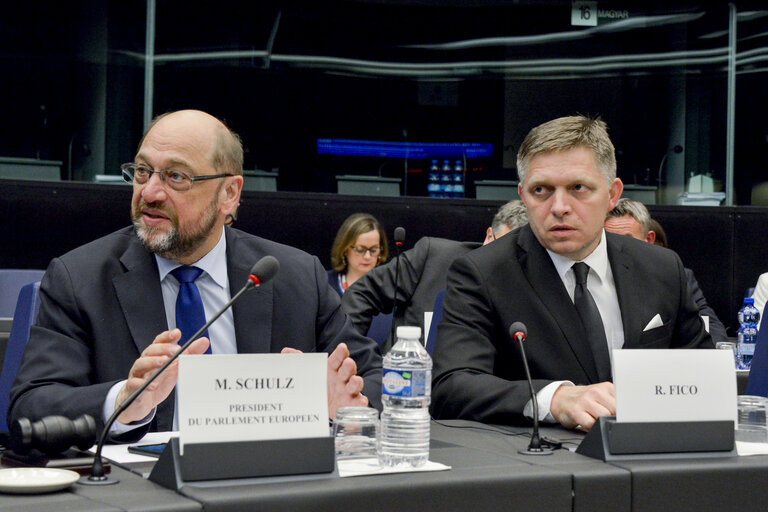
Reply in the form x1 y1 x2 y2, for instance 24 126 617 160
745 297 755 305
396 326 422 340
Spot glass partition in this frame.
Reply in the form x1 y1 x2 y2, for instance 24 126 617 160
2 1 767 205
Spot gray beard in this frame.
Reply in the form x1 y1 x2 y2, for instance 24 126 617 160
132 195 220 260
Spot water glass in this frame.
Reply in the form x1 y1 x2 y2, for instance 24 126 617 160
736 395 768 443
716 341 738 368
333 407 379 460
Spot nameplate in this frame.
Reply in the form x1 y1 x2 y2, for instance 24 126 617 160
177 353 329 448
613 349 736 423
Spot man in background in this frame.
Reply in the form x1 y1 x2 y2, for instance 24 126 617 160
604 198 728 344
342 200 527 351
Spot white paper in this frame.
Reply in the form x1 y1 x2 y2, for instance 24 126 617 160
337 458 451 478
178 353 329 448
613 349 737 423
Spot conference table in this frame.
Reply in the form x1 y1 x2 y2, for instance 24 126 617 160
3 419 768 512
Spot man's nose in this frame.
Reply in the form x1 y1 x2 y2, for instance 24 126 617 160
140 172 167 203
550 189 571 216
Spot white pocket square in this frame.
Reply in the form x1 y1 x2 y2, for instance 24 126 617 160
643 314 663 331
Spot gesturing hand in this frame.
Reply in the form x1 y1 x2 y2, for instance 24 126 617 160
281 342 368 419
116 329 210 424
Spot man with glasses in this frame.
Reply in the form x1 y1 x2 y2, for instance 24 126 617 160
9 110 381 441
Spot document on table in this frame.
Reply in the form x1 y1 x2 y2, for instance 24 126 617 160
337 458 450 478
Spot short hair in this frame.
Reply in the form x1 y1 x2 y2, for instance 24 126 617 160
517 115 616 185
649 218 668 248
138 111 244 176
606 198 652 233
330 213 389 272
492 200 528 234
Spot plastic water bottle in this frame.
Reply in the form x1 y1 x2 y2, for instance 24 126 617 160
378 326 431 467
738 297 760 370
452 160 465 198
427 160 441 197
440 160 452 198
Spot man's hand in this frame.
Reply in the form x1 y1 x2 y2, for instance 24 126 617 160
281 343 367 418
116 329 210 424
550 382 615 431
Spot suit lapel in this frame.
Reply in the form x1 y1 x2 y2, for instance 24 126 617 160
226 228 274 354
607 235 643 348
114 239 167 355
517 226 600 382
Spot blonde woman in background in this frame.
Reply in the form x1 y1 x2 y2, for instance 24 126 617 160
328 213 389 296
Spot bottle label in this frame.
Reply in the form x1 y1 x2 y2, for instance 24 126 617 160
382 369 430 397
740 343 756 356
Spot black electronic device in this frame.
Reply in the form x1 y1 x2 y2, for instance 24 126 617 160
127 442 167 458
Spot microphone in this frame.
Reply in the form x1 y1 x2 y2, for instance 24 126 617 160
509 322 553 456
389 227 406 343
81 255 280 485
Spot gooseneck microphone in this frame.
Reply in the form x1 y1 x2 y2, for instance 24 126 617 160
82 255 280 485
509 322 553 456
389 227 406 343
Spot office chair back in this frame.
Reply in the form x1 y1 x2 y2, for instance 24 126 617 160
424 290 445 356
366 313 393 346
0 281 42 431
0 269 45 318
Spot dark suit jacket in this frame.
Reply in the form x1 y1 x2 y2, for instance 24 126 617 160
9 226 382 440
431 225 713 425
342 237 481 351
685 268 728 344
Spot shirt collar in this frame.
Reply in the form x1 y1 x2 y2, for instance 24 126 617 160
547 229 609 284
156 228 228 288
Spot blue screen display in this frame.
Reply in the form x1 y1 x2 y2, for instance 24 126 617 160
317 139 493 159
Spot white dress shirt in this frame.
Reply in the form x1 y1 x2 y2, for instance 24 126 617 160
524 230 624 422
104 229 236 434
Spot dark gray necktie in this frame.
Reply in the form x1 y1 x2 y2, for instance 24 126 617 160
572 262 612 382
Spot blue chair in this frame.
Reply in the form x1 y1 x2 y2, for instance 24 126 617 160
745 323 768 397
0 281 42 431
0 269 45 318
366 313 393 346
424 290 445 356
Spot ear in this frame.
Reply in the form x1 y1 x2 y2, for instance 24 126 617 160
483 227 495 246
645 230 657 244
518 182 526 207
220 175 243 216
607 178 623 209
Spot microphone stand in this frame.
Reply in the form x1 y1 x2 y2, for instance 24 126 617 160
389 227 405 344
511 328 553 456
81 267 269 484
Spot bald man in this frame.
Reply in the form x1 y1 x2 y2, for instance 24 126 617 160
9 110 382 441
605 198 728 344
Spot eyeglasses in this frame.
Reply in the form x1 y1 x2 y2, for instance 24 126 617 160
349 246 381 256
121 163 234 192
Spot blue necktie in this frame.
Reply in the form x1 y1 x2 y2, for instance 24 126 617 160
171 265 211 354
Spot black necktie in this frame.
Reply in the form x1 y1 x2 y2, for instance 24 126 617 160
572 262 611 382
